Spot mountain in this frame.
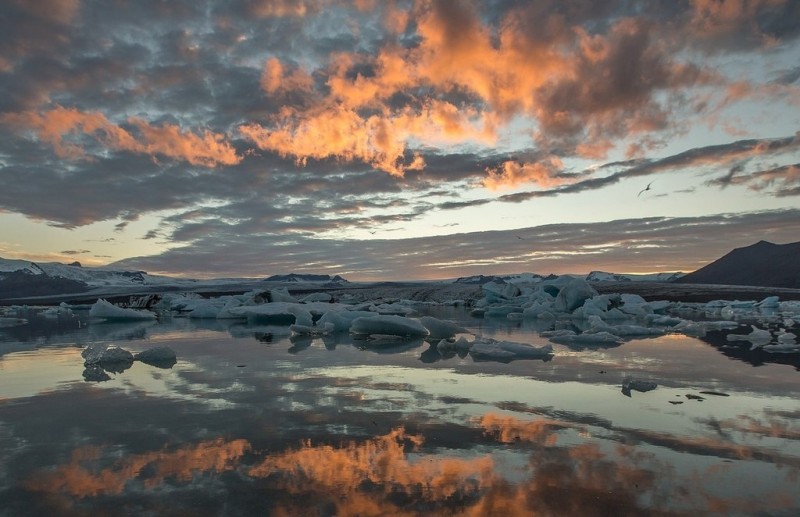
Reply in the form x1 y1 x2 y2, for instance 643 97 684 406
675 240 800 288
0 257 200 299
263 273 348 284
586 271 685 282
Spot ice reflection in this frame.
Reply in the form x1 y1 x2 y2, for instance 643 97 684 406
1 306 800 515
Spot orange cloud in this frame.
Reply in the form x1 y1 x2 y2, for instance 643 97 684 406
483 156 568 190
261 57 314 95
1 106 241 167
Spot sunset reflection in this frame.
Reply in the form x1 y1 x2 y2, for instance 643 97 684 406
23 438 250 498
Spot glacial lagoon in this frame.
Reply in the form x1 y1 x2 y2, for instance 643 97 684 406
1 304 799 516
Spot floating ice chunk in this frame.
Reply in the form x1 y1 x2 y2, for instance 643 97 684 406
227 303 313 326
726 325 772 345
89 299 157 321
484 306 523 318
0 317 27 328
548 331 623 346
469 339 553 362
316 310 376 332
762 342 800 353
350 315 429 337
42 305 73 319
622 377 657 397
482 281 521 302
585 315 664 337
290 322 335 336
756 296 780 308
554 278 597 313
82 365 111 382
83 343 134 370
188 301 226 319
81 342 109 364
436 336 473 354
249 288 297 304
522 302 554 319
673 319 739 337
134 346 177 368
301 292 332 303
418 316 469 339
776 329 797 344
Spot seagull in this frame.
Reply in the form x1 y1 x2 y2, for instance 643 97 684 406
368 230 377 234
637 181 654 197
515 235 524 240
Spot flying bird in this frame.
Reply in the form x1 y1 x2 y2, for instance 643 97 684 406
637 181 654 197
515 235 524 240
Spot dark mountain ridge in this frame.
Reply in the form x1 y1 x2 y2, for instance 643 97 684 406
675 240 800 288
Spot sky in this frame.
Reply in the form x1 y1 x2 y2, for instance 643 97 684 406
0 0 798 281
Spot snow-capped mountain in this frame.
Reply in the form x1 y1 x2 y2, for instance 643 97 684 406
0 257 194 289
585 271 686 283
263 273 349 284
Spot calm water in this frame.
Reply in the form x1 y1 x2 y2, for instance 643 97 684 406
1 307 799 516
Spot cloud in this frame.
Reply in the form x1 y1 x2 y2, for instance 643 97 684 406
112 208 800 279
708 162 800 196
2 106 241 167
483 156 571 190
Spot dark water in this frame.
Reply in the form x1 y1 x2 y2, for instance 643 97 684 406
1 307 799 516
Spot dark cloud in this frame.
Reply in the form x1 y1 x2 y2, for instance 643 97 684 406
113 208 800 279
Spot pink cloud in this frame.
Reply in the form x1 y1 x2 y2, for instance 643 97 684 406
1 106 241 167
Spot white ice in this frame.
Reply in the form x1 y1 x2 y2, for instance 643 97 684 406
89 299 157 321
350 315 429 337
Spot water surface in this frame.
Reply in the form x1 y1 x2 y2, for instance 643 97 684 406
1 307 799 516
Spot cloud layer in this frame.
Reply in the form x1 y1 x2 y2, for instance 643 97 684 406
1 0 799 277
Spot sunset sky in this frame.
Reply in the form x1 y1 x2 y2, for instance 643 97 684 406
1 0 798 280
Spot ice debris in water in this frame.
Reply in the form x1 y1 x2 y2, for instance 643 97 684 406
0 317 27 328
134 346 177 368
350 315 429 337
469 339 553 362
622 378 658 397
726 325 772 346
418 316 469 339
89 299 157 321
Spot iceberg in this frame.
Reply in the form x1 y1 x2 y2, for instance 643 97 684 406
547 330 623 346
726 325 772 345
134 346 177 368
89 299 157 321
469 339 553 362
0 317 27 328
82 343 134 373
622 377 658 397
350 315 429 337
226 303 314 326
419 316 469 339
290 322 335 336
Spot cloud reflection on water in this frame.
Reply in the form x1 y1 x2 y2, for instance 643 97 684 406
15 409 800 516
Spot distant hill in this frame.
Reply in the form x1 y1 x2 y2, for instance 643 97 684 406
0 257 199 299
586 271 685 282
675 240 800 288
264 273 348 284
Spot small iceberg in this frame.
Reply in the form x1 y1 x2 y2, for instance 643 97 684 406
622 377 657 397
350 315 429 337
469 338 554 363
726 325 772 346
419 316 469 339
81 343 134 373
134 346 177 368
89 299 157 321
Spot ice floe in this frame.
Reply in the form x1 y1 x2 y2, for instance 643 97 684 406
350 315 429 337
89 299 156 321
